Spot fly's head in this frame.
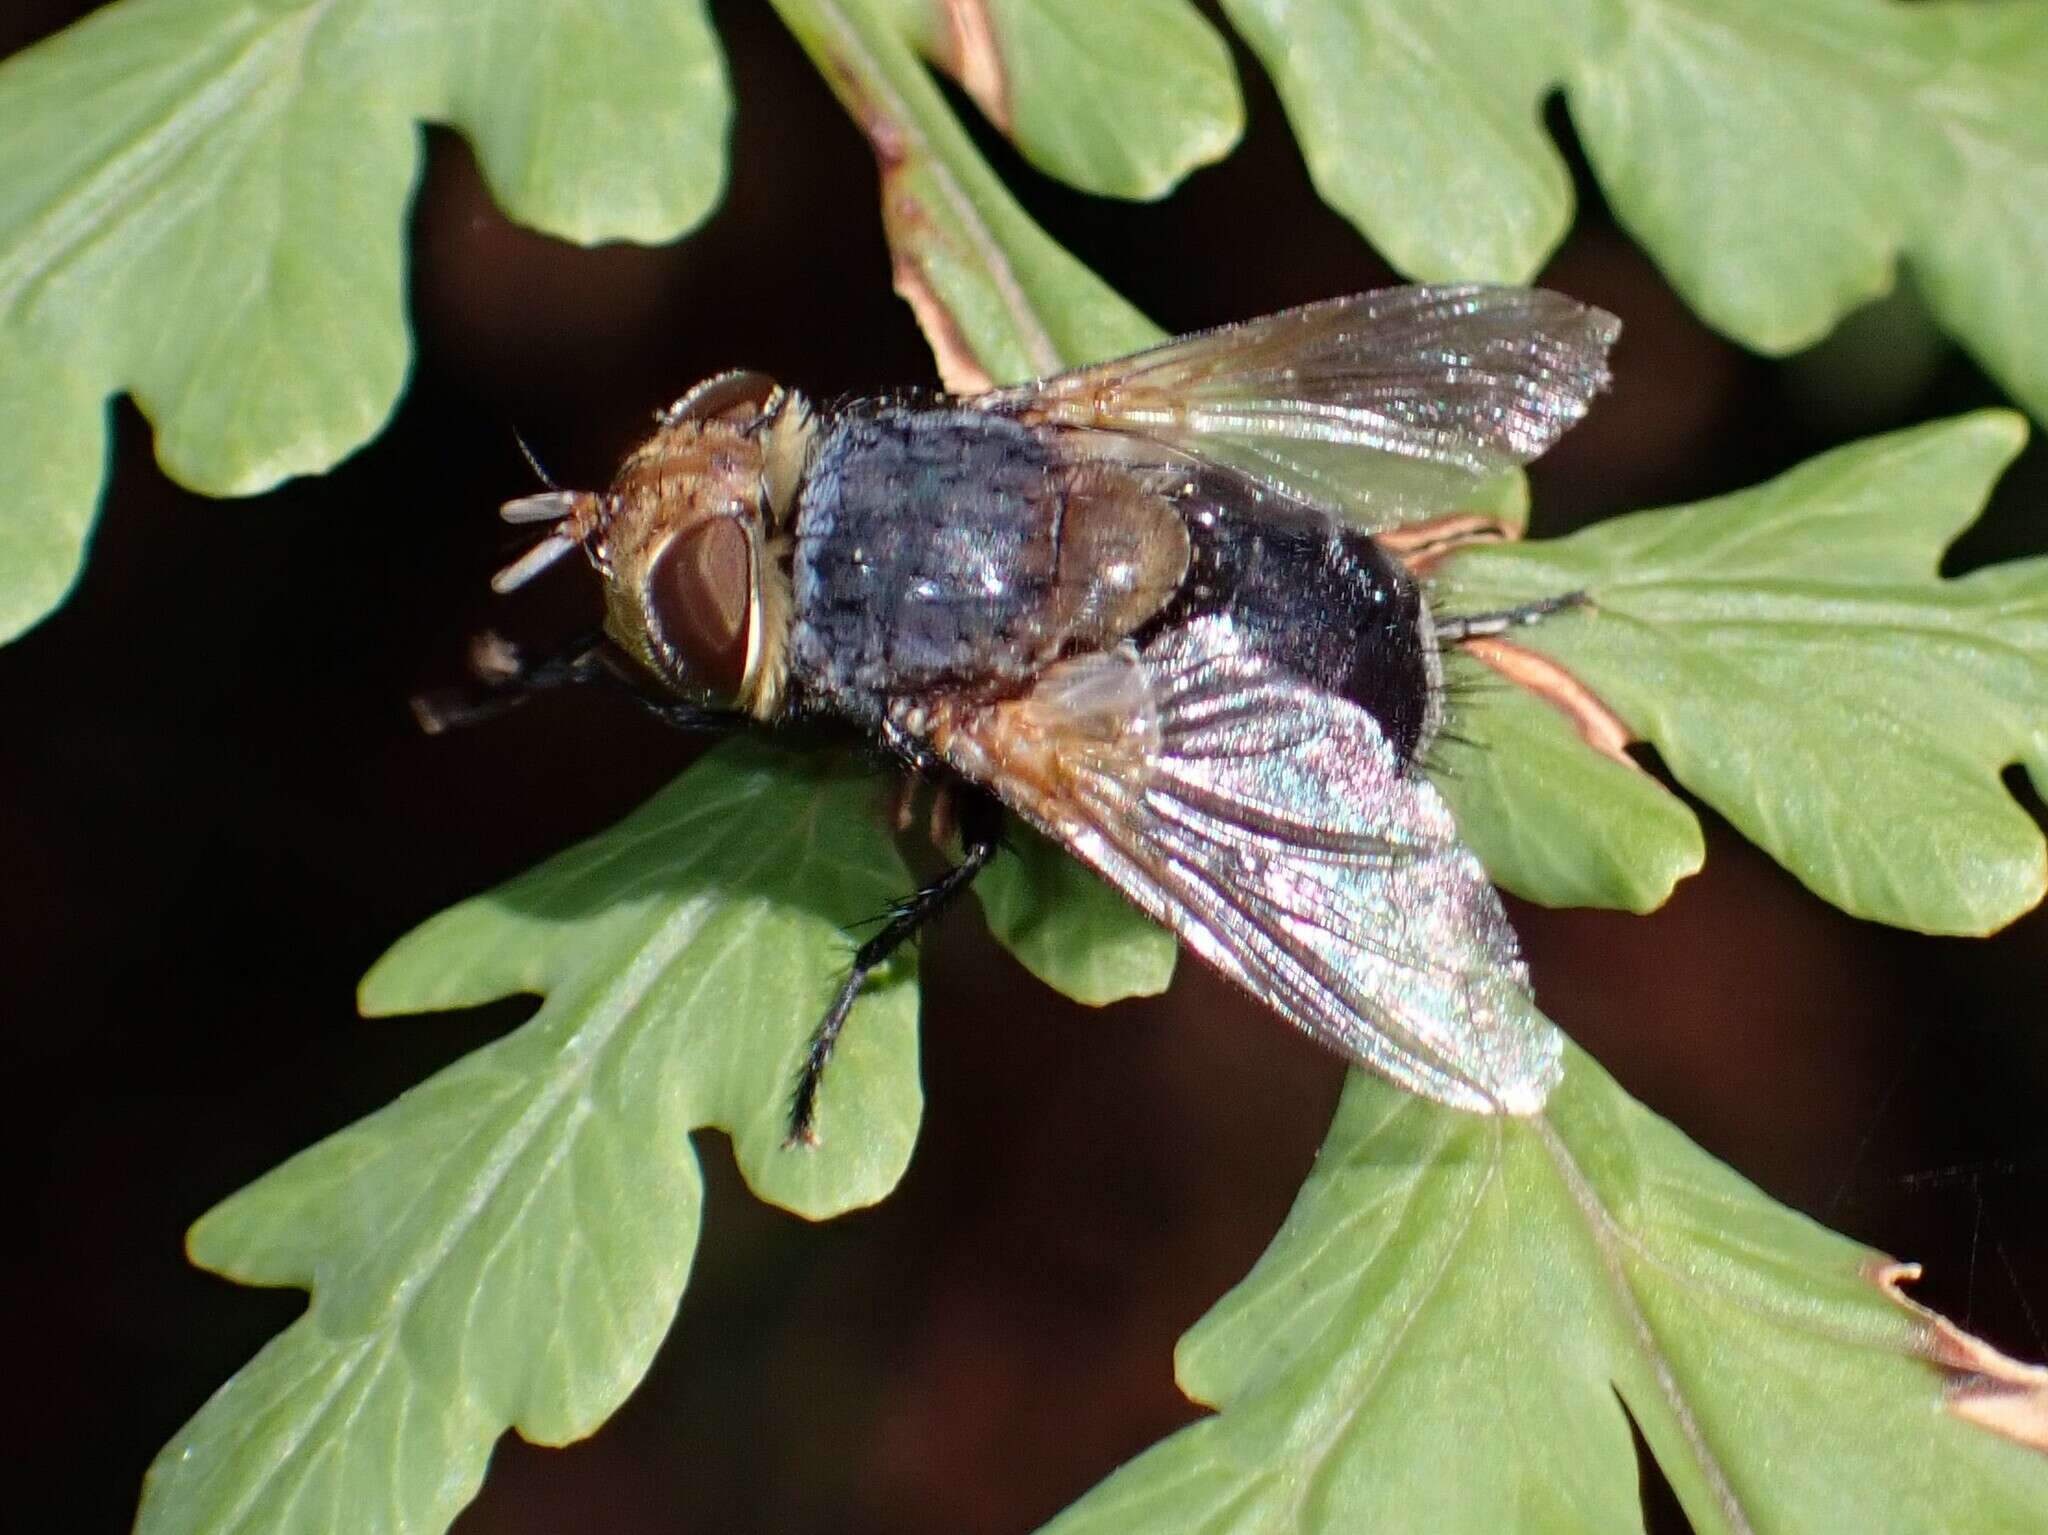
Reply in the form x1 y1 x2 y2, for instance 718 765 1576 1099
493 370 814 718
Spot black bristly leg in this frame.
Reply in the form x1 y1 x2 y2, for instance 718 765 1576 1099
787 789 1003 1147
411 629 611 734
636 696 748 734
413 629 745 735
1433 590 1588 644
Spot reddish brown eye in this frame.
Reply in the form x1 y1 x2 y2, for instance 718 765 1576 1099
646 520 756 703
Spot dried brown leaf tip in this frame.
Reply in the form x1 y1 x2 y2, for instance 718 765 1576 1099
1873 1260 2048 1453
1464 634 1637 769
935 0 1010 131
1379 513 1522 575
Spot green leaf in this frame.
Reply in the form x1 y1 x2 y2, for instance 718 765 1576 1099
138 742 921 1535
1221 0 2048 421
0 0 731 643
770 0 1164 389
1220 0 1575 285
1431 668 1704 912
976 825 1178 1006
889 0 1244 200
1041 1048 2048 1535
1441 410 2045 932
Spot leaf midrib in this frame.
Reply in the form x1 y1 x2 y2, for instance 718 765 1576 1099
1536 1116 1759 1535
205 796 827 1532
1279 1117 1502 1529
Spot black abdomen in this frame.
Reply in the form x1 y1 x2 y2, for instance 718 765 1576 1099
1144 479 1437 767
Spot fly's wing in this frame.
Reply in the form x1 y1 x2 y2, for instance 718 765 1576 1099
932 615 1561 1113
972 285 1619 533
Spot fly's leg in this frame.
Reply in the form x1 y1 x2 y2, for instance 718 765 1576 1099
411 629 610 733
413 629 742 734
636 696 748 733
788 789 1002 1147
1434 591 1588 644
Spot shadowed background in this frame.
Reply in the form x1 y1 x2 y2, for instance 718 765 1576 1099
6 3 2045 1531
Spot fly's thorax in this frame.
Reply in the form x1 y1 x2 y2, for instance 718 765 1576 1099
494 371 817 719
786 406 1191 723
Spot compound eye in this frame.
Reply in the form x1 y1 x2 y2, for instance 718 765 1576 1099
661 370 780 428
646 519 757 704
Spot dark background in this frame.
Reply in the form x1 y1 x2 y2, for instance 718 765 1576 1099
7 4 2045 1531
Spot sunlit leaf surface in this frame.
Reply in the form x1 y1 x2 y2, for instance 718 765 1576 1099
977 825 1178 1006
138 744 921 1535
1040 1048 2048 1535
1223 0 2048 421
1431 672 1705 914
878 0 1242 199
0 0 729 642
1441 411 2045 931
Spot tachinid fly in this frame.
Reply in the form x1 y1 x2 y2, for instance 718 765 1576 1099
457 285 1620 1142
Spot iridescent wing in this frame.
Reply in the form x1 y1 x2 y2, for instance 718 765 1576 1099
972 284 1618 533
929 614 1562 1113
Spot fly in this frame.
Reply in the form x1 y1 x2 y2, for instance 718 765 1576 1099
439 285 1621 1143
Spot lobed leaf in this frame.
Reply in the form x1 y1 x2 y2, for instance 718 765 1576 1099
889 0 1246 201
1432 668 1704 914
1222 0 2048 421
138 743 923 1535
100 6 2048 1533
1439 410 2046 931
1040 1048 2048 1535
134 406 2048 1534
977 824 1178 1006
0 0 730 643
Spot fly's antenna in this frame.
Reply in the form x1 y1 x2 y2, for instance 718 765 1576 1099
492 428 582 592
492 487 607 593
514 429 560 491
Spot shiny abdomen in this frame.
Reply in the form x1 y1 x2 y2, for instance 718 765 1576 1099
1145 494 1440 767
